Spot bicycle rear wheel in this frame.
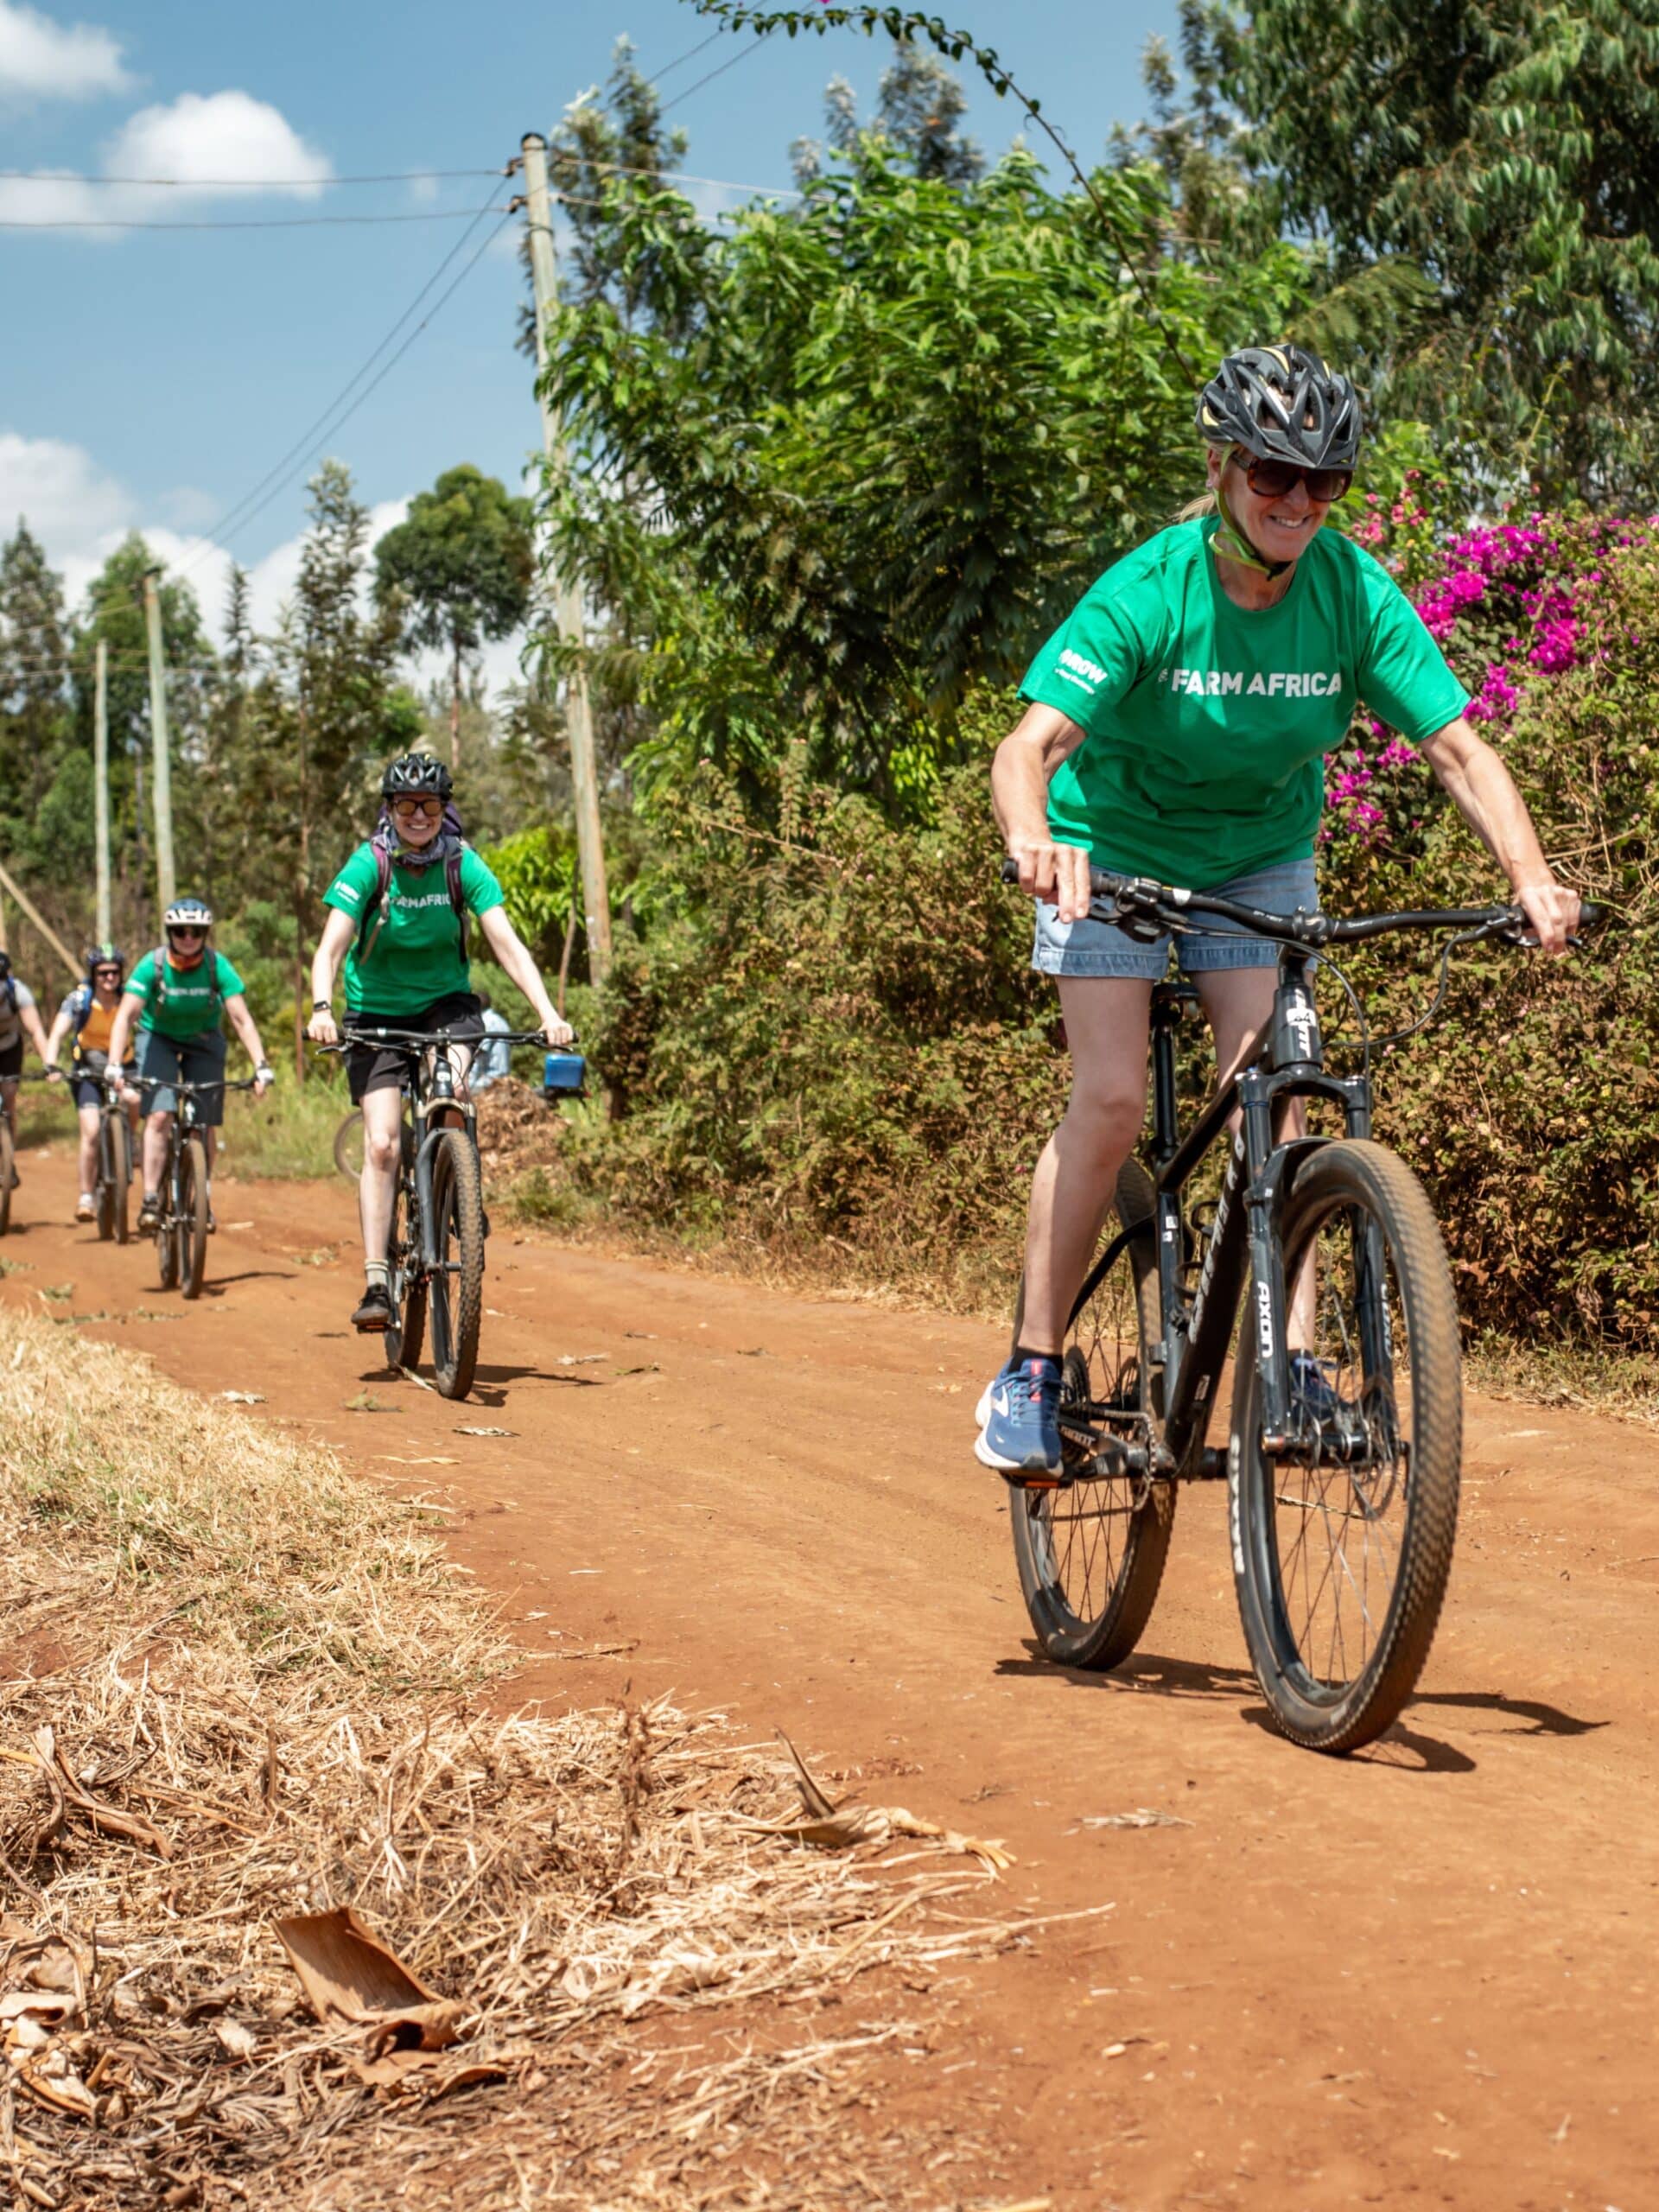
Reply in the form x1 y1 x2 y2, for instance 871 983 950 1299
1010 1158 1177 1669
156 1152 179 1289
1230 1138 1461 1754
178 1136 210 1300
0 1119 13 1236
110 1114 131 1246
383 1167 426 1374
427 1128 485 1401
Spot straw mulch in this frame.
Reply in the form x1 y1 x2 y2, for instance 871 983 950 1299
0 1308 1068 2209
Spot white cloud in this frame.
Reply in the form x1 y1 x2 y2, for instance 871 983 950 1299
0 87 333 232
0 429 130 546
0 0 128 103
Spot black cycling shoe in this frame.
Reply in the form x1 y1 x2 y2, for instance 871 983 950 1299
352 1282 391 1333
137 1192 160 1232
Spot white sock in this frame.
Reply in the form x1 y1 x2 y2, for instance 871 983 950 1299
364 1260 390 1288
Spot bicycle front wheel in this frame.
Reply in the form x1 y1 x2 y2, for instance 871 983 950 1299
383 1168 426 1374
427 1128 485 1400
333 1109 364 1182
0 1119 13 1236
178 1136 210 1300
1010 1158 1176 1669
1230 1138 1461 1754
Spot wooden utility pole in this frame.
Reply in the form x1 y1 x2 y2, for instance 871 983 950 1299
93 637 112 943
139 569 177 914
519 130 613 986
0 858 79 982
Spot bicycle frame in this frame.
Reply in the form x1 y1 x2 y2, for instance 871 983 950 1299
1136 950 1374 1478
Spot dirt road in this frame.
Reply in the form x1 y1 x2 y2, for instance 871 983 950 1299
3 1141 1656 2209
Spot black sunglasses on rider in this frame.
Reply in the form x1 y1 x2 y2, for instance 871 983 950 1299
168 926 206 941
1240 454 1354 504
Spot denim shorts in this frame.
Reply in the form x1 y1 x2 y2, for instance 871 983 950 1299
1032 856 1320 980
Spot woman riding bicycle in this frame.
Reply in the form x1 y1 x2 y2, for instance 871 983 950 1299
306 751 572 1334
42 943 142 1222
980 342 1580 1478
107 899 274 1234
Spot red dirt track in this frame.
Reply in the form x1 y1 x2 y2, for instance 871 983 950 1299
3 1141 1656 2209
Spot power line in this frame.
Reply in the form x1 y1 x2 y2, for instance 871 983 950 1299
559 155 800 199
652 24 726 83
175 195 505 574
0 205 512 232
0 166 505 187
660 35 772 118
181 207 516 579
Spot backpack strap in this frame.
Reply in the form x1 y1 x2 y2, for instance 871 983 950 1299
355 842 397 965
150 948 168 1007
446 847 469 964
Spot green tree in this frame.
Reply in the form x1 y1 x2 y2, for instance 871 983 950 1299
373 465 533 775
793 35 985 186
1180 0 1659 499
0 521 71 813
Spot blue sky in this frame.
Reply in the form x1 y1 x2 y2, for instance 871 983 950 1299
1 0 1177 674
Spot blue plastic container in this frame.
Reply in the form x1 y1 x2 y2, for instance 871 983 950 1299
543 1051 587 1100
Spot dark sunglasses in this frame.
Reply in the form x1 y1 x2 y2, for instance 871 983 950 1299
168 927 206 942
1240 454 1354 504
391 796 443 818
93 964 123 978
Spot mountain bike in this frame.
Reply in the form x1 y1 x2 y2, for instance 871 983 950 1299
1002 862 1600 1754
330 1024 555 1401
137 1075 257 1300
92 1068 137 1244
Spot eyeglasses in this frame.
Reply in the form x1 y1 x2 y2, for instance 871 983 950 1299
1238 454 1354 504
391 796 443 819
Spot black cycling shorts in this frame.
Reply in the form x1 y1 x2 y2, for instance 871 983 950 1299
0 1038 22 1081
346 993 485 1104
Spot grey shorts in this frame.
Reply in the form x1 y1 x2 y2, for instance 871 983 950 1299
1032 856 1320 980
136 1026 229 1123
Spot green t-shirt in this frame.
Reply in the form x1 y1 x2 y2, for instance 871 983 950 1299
1019 518 1469 887
124 950 243 1039
322 840 505 1014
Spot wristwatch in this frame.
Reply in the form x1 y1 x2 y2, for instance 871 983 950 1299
310 999 332 1014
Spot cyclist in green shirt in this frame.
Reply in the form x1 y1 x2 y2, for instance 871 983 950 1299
978 344 1582 1478
107 899 275 1233
306 752 572 1333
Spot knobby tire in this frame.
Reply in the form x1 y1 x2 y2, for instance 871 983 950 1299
1230 1138 1461 1754
110 1113 131 1246
179 1136 210 1301
0 1121 12 1236
428 1128 485 1402
1010 1158 1177 1669
383 1167 426 1374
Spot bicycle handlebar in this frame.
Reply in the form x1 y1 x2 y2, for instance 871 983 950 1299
326 1025 575 1050
129 1074 260 1096
999 858 1605 948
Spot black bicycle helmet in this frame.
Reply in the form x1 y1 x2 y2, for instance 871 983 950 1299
1196 344 1363 470
0 950 10 978
381 751 454 801
86 941 125 976
163 897 213 932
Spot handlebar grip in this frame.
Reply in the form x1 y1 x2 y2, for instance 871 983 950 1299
1577 899 1607 929
999 857 1020 885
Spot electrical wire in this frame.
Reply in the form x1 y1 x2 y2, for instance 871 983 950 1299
651 24 726 83
660 34 771 117
181 207 516 578
0 167 505 187
174 194 504 575
0 205 512 232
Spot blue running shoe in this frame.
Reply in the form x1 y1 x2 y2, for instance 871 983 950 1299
1289 1351 1350 1427
975 1354 1064 1478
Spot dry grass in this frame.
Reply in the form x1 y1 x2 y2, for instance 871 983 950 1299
0 1309 1064 2209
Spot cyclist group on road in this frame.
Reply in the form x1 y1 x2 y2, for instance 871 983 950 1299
0 345 1584 1479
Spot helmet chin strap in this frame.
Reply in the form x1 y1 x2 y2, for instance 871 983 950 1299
1210 476 1294 580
